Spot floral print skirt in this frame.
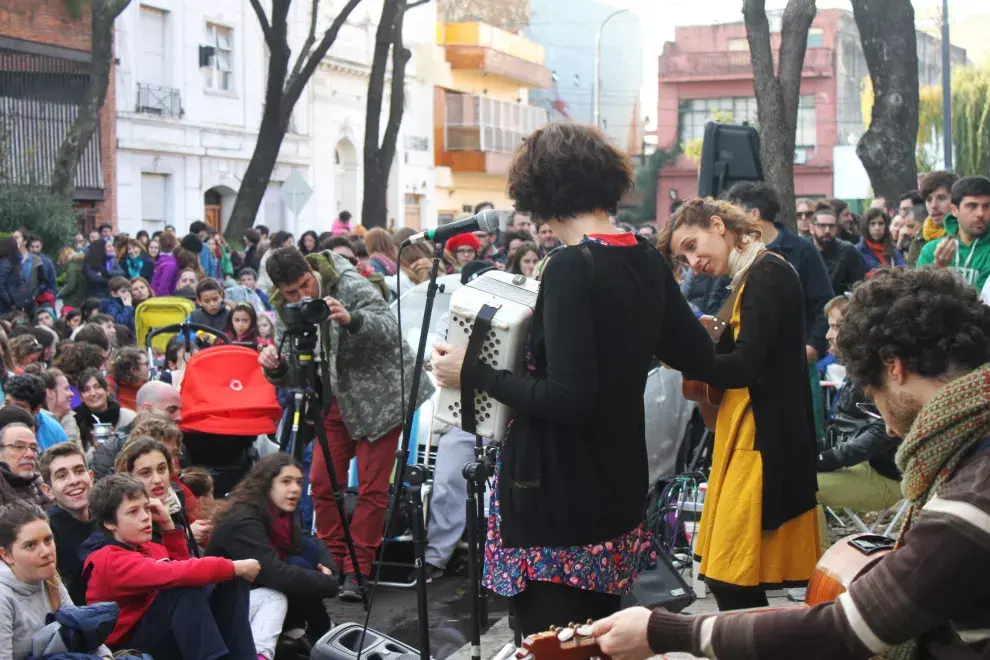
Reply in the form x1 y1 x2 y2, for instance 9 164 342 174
482 450 657 598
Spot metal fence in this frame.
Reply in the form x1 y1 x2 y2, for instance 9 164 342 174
0 44 103 190
136 82 183 118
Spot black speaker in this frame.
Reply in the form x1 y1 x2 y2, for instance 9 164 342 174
311 623 420 660
620 553 696 613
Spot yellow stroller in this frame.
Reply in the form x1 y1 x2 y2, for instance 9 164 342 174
135 297 196 352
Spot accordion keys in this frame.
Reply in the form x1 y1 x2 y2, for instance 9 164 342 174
435 271 539 441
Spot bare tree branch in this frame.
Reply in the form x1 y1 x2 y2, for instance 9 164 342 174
406 0 430 9
108 0 132 18
284 0 364 104
248 0 274 45
289 0 321 84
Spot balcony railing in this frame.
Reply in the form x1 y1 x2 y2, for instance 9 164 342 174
660 47 833 79
136 82 183 118
444 93 548 154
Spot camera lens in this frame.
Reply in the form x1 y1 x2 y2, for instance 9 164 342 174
301 298 331 324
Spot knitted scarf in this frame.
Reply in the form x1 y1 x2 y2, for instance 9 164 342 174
878 363 990 660
865 239 889 267
921 216 946 242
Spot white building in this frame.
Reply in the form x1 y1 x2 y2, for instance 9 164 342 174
114 0 439 238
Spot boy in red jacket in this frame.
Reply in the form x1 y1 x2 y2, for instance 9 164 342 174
81 474 261 659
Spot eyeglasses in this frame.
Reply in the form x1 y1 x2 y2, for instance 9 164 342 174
815 223 837 231
797 211 814 219
855 402 883 421
0 441 39 454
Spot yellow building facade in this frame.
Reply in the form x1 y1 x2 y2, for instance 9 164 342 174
432 22 551 220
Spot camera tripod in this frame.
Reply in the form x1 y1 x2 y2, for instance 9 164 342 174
463 438 496 660
278 331 369 609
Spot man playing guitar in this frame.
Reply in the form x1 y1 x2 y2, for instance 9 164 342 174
590 268 990 660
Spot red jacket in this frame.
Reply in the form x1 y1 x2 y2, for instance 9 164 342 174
82 528 235 645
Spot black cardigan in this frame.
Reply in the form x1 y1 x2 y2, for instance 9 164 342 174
206 505 339 598
703 255 819 530
472 237 714 548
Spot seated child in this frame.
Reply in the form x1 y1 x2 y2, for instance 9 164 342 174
81 474 261 658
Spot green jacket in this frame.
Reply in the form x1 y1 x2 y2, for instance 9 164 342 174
916 213 990 291
57 255 87 309
265 250 434 442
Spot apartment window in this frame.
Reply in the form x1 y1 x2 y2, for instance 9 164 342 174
139 6 167 86
807 28 825 49
141 173 168 232
679 96 816 148
678 97 759 143
205 23 233 92
796 95 817 148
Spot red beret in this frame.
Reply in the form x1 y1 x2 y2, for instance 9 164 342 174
446 233 482 253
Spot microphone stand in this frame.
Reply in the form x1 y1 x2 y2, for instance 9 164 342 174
380 240 448 660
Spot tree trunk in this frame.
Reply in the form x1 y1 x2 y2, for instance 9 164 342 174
742 0 816 232
225 1 292 240
225 0 364 239
362 0 406 229
850 0 919 200
50 0 132 202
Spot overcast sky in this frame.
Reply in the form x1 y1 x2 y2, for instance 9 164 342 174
600 0 990 129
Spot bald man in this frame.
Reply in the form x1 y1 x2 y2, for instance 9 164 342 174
0 423 52 506
91 381 183 480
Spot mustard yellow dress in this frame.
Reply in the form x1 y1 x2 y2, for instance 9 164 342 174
694 282 821 588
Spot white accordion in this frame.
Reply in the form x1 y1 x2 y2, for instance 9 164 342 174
434 271 540 442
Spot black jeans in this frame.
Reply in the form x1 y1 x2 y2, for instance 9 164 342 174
284 536 334 639
512 581 622 636
126 579 255 660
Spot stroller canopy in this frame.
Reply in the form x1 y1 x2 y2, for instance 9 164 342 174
180 345 281 435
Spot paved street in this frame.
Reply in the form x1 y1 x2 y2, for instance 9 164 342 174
328 548 796 660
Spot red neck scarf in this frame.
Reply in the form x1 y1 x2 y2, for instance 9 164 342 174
865 238 889 267
267 504 294 559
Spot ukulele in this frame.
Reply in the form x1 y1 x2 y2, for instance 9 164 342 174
805 533 895 605
513 621 609 660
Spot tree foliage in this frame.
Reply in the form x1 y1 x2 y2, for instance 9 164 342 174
0 186 77 257
912 65 990 177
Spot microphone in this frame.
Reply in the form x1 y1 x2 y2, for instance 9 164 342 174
402 209 501 246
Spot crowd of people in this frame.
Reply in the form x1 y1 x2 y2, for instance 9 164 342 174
0 117 984 659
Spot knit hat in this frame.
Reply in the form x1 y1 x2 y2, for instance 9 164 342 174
181 234 203 254
447 233 481 253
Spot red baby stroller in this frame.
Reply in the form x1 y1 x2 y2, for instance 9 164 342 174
179 344 281 495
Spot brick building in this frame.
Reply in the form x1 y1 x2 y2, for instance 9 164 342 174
654 9 966 222
0 0 117 230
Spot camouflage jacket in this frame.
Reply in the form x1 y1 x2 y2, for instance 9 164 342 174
266 251 434 442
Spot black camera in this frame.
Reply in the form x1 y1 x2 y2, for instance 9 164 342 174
283 297 331 333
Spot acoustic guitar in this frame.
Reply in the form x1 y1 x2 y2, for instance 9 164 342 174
506 534 895 660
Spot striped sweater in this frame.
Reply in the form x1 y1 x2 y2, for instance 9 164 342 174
648 441 990 659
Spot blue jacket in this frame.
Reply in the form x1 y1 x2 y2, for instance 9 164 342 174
36 411 69 452
767 224 834 358
855 237 907 271
98 297 135 331
38 255 57 298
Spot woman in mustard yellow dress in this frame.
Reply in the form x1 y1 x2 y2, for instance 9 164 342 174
658 198 820 610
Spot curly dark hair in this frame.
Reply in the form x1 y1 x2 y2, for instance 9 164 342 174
53 342 106 385
211 453 304 547
836 268 990 390
507 122 633 221
112 347 146 385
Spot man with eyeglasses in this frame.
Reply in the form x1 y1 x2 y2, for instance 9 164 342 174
0 422 52 507
810 204 867 296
